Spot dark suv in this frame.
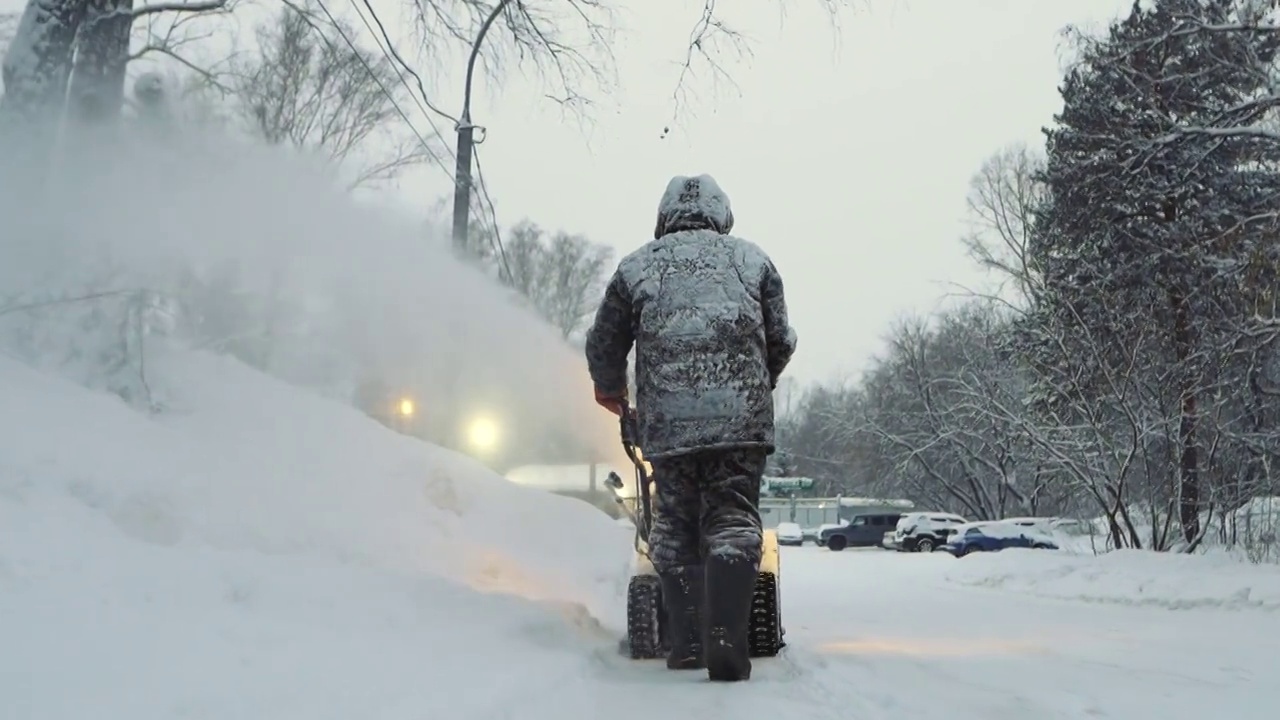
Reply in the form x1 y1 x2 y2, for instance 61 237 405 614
819 513 903 551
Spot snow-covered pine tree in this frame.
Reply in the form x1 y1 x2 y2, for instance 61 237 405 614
1025 0 1280 545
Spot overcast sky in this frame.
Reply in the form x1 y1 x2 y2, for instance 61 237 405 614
365 0 1137 385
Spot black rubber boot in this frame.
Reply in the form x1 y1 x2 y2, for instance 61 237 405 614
658 565 704 669
703 555 757 681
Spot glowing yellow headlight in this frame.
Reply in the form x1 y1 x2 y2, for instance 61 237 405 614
467 416 499 451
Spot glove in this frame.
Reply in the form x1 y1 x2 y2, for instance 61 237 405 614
594 387 627 416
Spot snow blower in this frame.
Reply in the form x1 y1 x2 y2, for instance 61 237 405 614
604 403 784 660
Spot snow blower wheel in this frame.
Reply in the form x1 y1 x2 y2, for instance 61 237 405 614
749 529 785 657
606 402 786 661
624 574 667 659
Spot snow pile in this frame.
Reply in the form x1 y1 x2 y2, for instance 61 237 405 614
944 549 1280 611
0 346 634 719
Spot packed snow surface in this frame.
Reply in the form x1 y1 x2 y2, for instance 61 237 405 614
2 347 1278 719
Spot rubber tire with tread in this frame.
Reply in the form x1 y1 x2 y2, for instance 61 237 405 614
826 535 847 551
748 571 783 657
625 575 667 659
916 537 935 553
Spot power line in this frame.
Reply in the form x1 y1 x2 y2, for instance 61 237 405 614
354 0 460 127
471 143 512 282
316 0 510 273
343 0 510 275
345 0 455 163
310 0 448 174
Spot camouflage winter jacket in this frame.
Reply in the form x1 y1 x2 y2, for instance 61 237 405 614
584 174 798 460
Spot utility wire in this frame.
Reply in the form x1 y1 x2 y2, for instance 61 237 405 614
471 143 512 282
355 0 461 127
345 0 455 163
342 0 510 277
310 0 448 174
320 0 511 276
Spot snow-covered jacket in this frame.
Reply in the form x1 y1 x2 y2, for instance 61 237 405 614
584 174 797 459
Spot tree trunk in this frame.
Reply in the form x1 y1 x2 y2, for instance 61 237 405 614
66 0 132 127
0 0 89 177
1171 287 1201 544
0 0 87 121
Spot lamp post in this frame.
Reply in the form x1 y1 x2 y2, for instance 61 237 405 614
451 0 512 251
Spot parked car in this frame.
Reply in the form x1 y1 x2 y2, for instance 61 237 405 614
1047 518 1093 536
814 523 843 546
775 522 804 546
1000 516 1059 534
942 521 1059 556
819 513 904 551
892 512 969 552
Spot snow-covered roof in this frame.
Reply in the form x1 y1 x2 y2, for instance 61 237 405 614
954 520 1054 541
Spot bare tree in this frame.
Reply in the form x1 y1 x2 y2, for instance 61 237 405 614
400 0 852 130
226 1 439 190
959 143 1046 310
853 304 1068 520
406 0 616 119
662 0 848 128
128 0 239 90
64 1 231 127
498 219 612 339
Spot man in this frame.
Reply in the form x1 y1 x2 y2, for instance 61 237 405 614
584 174 797 682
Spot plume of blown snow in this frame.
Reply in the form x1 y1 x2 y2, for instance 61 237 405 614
0 94 620 469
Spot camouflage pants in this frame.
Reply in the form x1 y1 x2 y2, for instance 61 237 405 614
647 448 766 573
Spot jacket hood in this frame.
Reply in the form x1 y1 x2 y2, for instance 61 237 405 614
653 174 734 239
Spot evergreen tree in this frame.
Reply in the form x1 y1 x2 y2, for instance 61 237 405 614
1026 0 1280 543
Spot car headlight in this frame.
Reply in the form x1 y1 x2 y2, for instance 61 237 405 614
465 415 500 453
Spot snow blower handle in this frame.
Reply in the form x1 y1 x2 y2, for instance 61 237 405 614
617 399 639 443
617 401 645 467
615 399 654 538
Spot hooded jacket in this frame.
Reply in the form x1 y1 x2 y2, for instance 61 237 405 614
584 174 797 460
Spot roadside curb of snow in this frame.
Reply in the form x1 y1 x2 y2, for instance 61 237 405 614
943 549 1280 612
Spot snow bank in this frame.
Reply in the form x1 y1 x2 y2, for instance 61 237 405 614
0 346 633 719
944 549 1280 611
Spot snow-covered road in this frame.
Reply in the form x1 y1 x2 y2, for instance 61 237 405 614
572 547 1276 720
770 548 1272 719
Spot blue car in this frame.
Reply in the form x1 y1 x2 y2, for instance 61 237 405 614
943 521 1059 557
